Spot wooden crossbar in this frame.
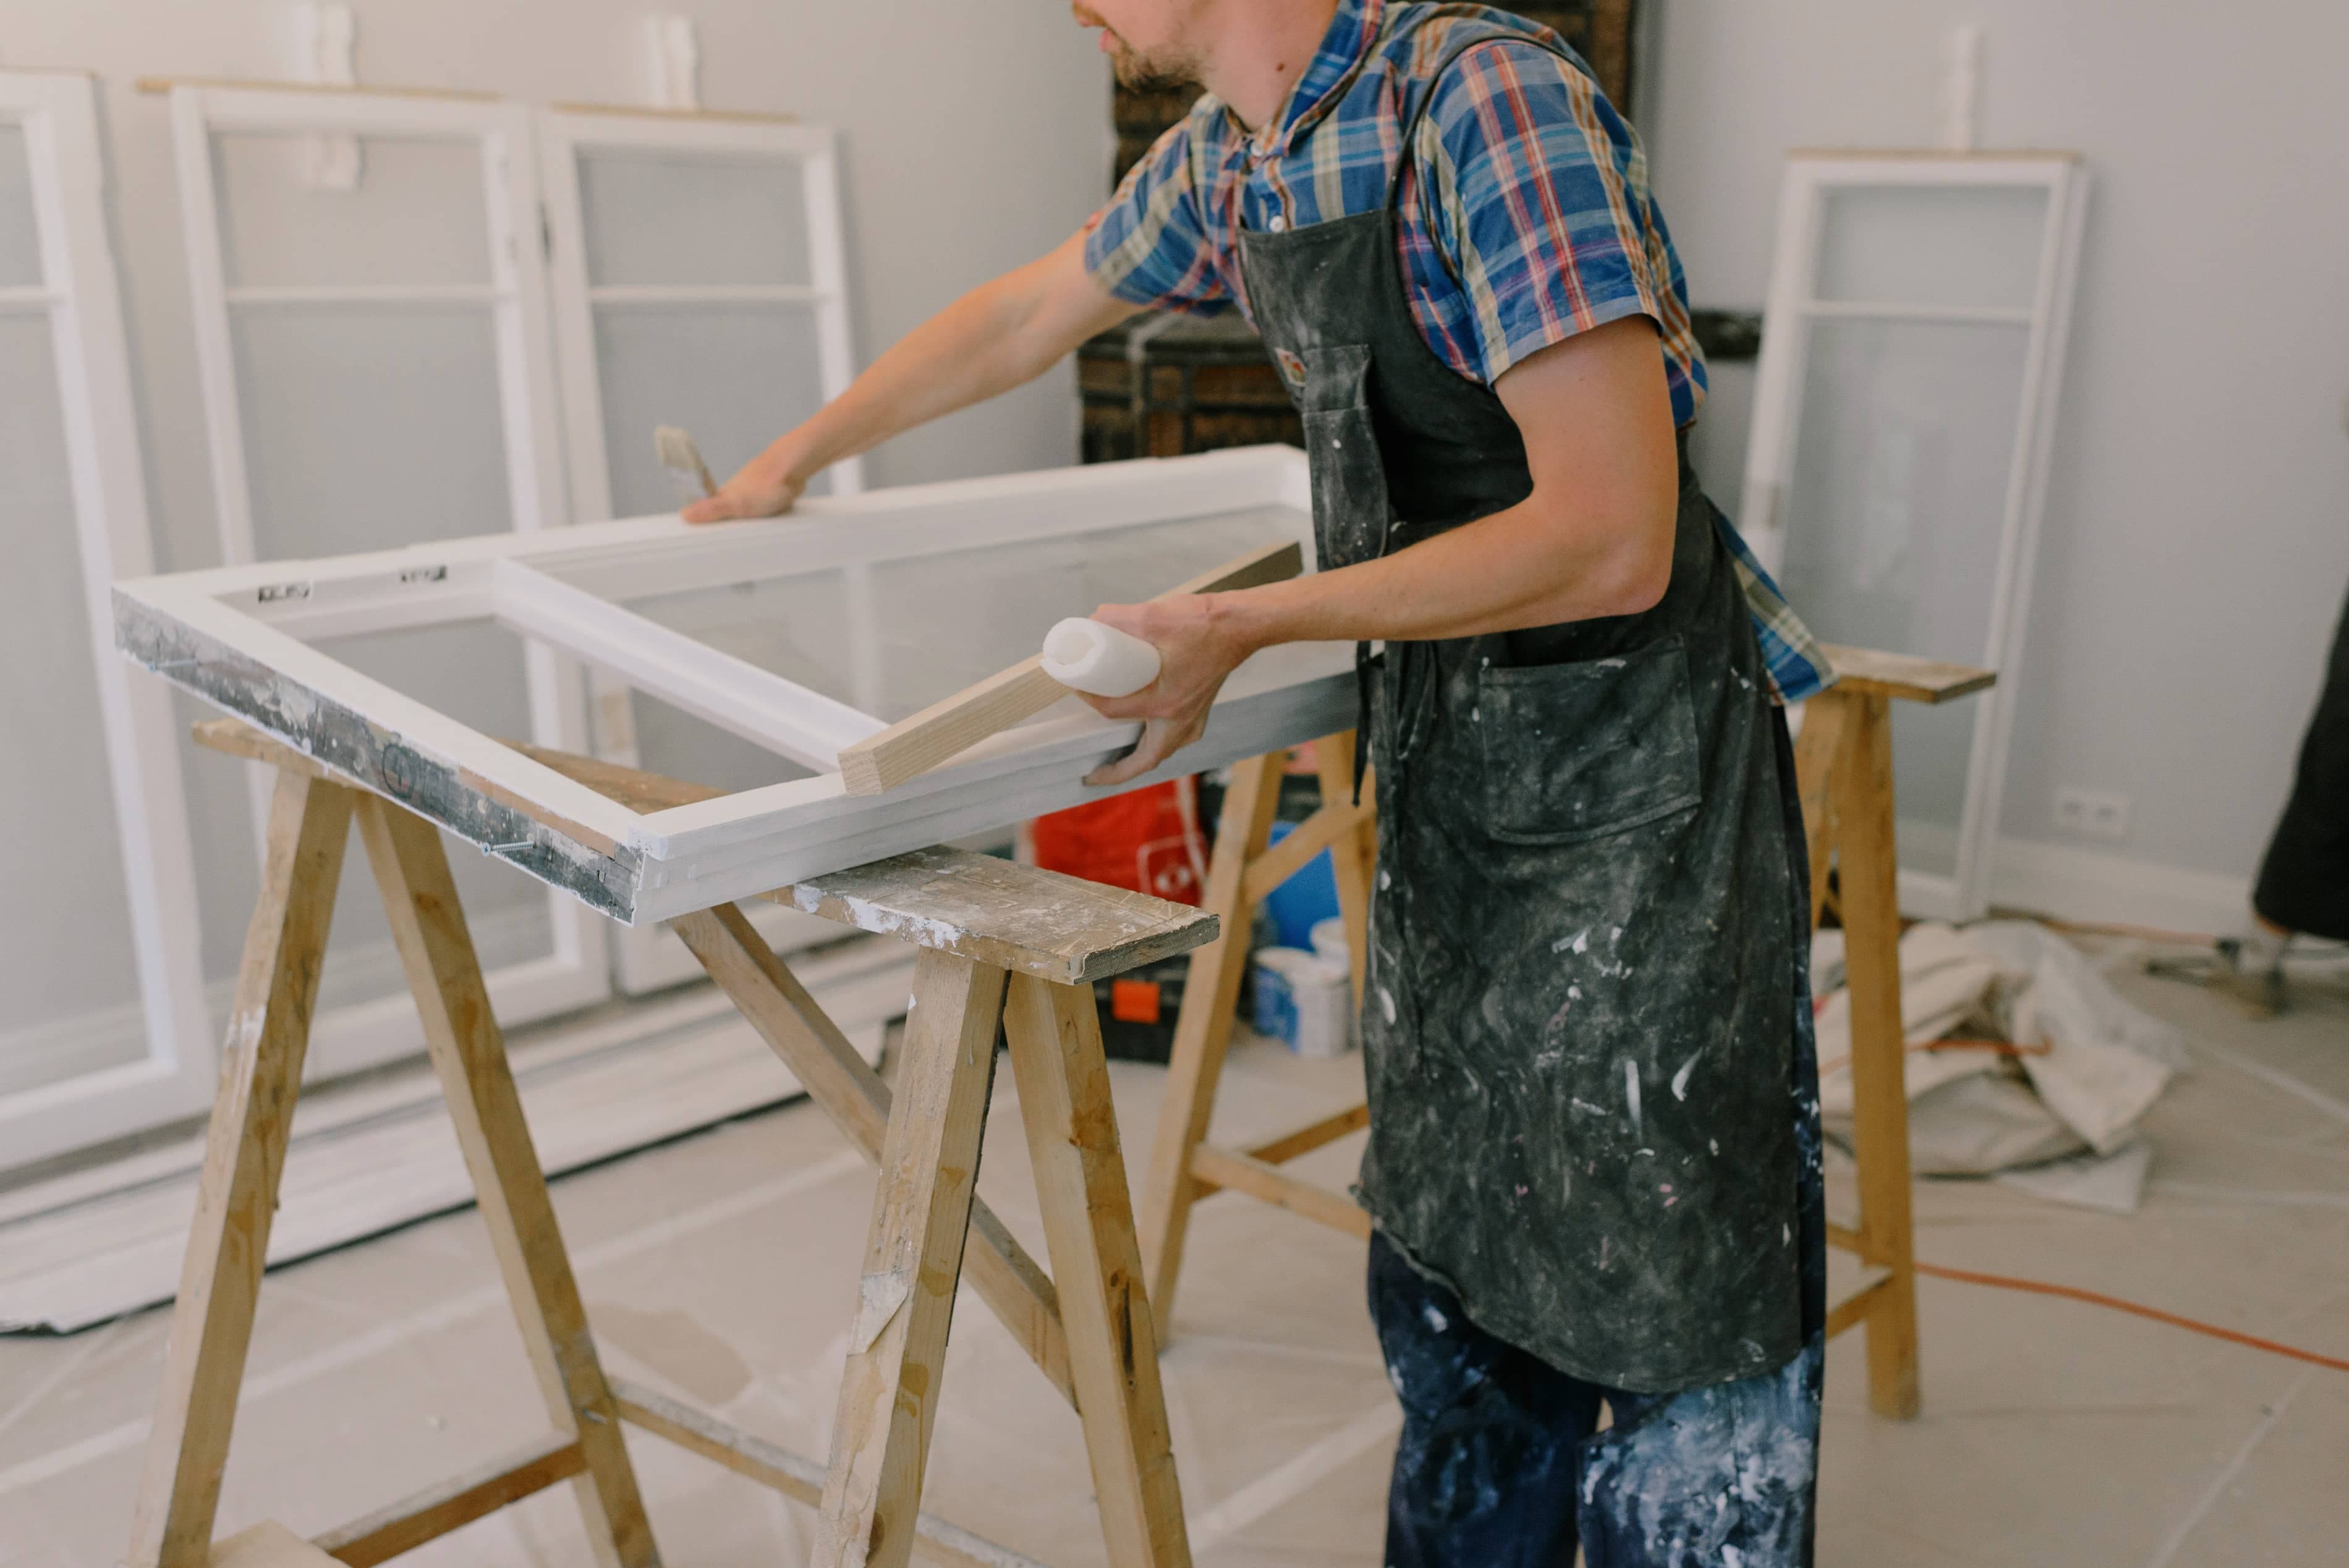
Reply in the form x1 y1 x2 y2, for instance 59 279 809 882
1238 799 1372 907
1187 1145 1369 1239
1242 1104 1369 1168
311 1435 587 1566
611 1381 1045 1568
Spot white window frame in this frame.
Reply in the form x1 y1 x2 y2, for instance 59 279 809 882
168 82 610 1074
117 447 1350 926
0 70 215 1168
537 105 867 991
1740 151 2090 920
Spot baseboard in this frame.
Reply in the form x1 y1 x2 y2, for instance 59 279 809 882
1987 836 2250 938
0 935 914 1333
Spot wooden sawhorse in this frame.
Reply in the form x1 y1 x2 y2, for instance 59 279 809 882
130 718 1210 1568
1138 649 1994 1421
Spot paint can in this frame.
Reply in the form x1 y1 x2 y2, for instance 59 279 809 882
1252 947 1354 1058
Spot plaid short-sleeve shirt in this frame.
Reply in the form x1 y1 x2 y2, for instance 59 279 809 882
1083 0 1833 703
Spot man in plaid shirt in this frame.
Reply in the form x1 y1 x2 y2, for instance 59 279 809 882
695 4 1829 1561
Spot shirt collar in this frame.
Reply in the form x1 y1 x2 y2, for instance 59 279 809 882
1233 0 1384 159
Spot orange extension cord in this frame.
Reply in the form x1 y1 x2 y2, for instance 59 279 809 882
1909 1261 2349 1375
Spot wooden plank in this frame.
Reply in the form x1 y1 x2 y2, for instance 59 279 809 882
838 540 1304 796
610 1380 1048 1568
1830 695 1923 1419
786 847 1217 985
1238 797 1373 909
1824 1268 1897 1341
1137 750 1285 1339
1822 644 1997 706
209 1522 344 1568
1003 977 1192 1568
670 904 1077 1405
312 1435 585 1566
1186 1145 1370 1239
816 950 1008 1568
352 798 657 1565
1791 691 1850 933
1242 1104 1370 1170
1312 735 1374 1007
129 770 354 1568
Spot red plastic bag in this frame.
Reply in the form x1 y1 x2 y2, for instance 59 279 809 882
1028 778 1207 906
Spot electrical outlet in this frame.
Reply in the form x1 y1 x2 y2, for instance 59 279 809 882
2054 787 2131 842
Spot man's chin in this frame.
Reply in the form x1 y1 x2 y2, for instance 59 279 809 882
1112 46 1200 94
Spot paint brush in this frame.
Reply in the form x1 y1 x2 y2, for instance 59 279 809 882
654 425 717 505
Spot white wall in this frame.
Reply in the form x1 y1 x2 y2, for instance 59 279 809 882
1 1 1112 989
1647 0 2349 930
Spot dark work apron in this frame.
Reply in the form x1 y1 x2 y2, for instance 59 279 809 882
1236 19 1821 1394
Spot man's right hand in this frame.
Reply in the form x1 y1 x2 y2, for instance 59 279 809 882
682 454 806 524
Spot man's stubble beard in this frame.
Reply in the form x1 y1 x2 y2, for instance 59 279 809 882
1111 40 1204 94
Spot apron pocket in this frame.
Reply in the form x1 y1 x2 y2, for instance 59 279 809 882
1476 635 1702 845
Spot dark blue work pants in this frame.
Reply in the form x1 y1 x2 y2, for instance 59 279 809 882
1369 1232 1822 1567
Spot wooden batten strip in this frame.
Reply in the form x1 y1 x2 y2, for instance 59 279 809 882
309 1434 586 1565
838 539 1304 796
1239 799 1372 906
1244 1103 1369 1168
1187 1144 1370 1238
611 1383 1050 1568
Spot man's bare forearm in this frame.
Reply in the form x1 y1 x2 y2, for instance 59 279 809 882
1213 487 1673 656
762 231 1138 486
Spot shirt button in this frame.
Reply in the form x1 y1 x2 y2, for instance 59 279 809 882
1267 213 1288 233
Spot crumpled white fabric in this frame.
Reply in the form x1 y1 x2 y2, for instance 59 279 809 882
1811 921 2180 1194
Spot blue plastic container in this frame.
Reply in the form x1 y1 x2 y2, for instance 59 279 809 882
1260 820 1341 949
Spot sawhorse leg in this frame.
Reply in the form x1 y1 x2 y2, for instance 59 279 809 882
1796 688 1922 1420
675 912 1192 1568
1139 734 1377 1344
127 768 658 1566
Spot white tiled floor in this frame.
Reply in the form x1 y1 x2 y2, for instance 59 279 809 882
2 952 2342 1566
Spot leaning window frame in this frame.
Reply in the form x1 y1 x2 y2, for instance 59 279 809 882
535 104 870 992
0 69 215 1166
166 81 613 1066
1739 150 2091 921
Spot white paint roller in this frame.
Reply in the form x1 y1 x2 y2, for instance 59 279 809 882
1039 617 1162 697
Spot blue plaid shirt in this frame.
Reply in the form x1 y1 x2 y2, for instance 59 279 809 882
1084 0 1833 703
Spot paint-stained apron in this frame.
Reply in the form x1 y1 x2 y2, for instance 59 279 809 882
1236 21 1824 1395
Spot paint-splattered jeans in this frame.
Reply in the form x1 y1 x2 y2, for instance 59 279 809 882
1369 1232 1822 1568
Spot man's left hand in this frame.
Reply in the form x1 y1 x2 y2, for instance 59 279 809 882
1076 594 1252 787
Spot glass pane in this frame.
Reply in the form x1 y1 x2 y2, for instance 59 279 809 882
619 568 862 708
594 305 833 515
1775 318 2031 877
308 621 554 1019
213 132 490 289
0 123 41 287
868 508 1302 721
1814 184 2049 311
0 317 148 1095
578 150 810 288
624 689 821 797
232 304 512 559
